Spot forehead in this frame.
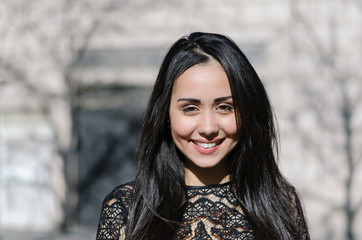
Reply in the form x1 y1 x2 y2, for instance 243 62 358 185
171 61 231 98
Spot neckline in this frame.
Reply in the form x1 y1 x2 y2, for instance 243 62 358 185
186 181 231 189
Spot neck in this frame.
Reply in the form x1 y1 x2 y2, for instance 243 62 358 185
184 161 230 186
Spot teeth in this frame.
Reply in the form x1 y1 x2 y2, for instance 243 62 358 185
196 141 217 148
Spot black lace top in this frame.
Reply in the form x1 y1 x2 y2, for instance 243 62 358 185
96 182 309 240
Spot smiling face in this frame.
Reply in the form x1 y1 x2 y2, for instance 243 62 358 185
169 60 239 185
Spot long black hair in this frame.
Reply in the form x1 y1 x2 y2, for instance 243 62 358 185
126 32 304 240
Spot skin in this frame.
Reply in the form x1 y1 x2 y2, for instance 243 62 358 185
169 59 239 186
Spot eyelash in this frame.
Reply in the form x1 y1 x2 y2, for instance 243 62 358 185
181 104 234 114
217 104 234 112
181 106 199 113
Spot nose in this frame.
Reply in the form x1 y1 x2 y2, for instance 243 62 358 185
198 111 219 139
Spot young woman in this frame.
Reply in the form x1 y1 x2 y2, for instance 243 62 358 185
96 32 310 240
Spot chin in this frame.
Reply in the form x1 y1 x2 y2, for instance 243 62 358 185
187 156 226 169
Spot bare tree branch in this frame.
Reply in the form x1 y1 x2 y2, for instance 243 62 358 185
289 1 361 239
290 0 332 67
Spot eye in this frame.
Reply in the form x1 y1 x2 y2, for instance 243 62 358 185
216 103 234 113
181 105 199 114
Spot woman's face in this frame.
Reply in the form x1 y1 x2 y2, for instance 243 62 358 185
169 60 239 183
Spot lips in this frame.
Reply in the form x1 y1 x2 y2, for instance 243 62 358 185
192 139 224 154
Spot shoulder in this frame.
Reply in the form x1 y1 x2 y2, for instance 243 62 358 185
287 185 303 208
288 185 310 239
97 182 134 239
101 181 134 212
106 182 134 200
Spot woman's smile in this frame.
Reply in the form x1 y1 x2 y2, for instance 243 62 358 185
192 138 224 153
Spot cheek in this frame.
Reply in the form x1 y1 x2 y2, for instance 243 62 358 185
221 117 238 136
170 117 194 140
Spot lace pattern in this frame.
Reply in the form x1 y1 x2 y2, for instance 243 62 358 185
176 183 253 239
96 182 309 240
96 184 132 239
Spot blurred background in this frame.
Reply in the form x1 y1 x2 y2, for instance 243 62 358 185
0 0 361 239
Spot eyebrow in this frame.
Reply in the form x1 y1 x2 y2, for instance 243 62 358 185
214 96 232 103
177 96 232 103
177 98 201 103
